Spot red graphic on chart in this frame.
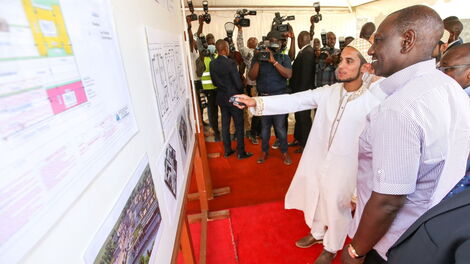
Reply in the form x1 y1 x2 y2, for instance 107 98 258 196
47 81 87 114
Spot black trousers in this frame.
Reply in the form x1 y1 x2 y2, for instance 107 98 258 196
293 109 312 147
261 114 288 153
204 89 219 135
194 80 205 117
364 249 387 264
220 105 245 154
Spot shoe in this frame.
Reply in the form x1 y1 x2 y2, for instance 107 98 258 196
294 146 304 153
257 152 268 163
214 133 221 142
224 150 235 157
288 140 300 147
295 234 323 248
282 152 292 165
314 249 336 264
237 152 253 160
250 136 259 145
271 139 280 149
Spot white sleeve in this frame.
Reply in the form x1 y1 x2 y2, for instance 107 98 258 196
250 87 326 116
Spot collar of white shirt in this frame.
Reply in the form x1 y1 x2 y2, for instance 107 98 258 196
380 59 436 96
464 86 470 97
299 44 311 53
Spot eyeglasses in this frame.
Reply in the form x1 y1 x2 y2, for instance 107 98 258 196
437 64 470 72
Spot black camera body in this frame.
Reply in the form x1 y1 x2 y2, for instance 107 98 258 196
311 2 322 23
186 0 198 21
256 40 270 62
235 9 257 27
187 13 198 21
197 34 210 56
272 12 295 32
201 0 211 24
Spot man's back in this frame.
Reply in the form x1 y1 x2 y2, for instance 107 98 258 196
210 56 243 107
387 188 470 263
290 45 316 93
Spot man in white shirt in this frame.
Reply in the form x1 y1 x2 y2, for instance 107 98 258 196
233 38 383 264
343 5 470 264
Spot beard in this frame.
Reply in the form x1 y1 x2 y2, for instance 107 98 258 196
335 67 362 83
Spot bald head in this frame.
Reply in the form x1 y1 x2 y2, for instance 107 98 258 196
360 22 376 40
368 5 443 77
440 43 470 88
215 39 229 55
298 31 311 49
391 5 443 58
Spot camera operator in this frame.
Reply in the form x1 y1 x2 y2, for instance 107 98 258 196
248 30 292 165
195 15 220 141
186 16 208 126
235 20 261 145
315 31 340 87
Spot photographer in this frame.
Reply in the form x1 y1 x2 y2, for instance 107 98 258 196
281 25 296 61
235 19 261 144
248 30 292 165
195 15 220 141
315 31 340 87
186 16 207 126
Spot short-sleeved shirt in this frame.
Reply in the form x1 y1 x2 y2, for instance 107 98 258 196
349 59 470 260
252 53 291 95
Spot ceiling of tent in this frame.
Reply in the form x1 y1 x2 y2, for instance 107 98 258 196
186 0 377 8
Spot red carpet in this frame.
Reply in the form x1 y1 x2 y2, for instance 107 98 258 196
230 201 345 264
187 136 301 213
178 218 237 264
183 137 348 263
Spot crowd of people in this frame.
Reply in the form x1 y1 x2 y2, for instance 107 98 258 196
187 4 469 264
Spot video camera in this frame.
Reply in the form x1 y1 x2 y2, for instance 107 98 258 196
272 12 295 32
255 36 282 62
186 0 197 21
234 9 257 27
311 2 322 23
199 0 211 24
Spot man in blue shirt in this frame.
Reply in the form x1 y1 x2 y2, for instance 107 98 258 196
439 43 470 200
248 30 293 165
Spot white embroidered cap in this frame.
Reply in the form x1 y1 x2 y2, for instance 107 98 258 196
347 38 373 63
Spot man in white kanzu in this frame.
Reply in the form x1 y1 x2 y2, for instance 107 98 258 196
234 38 384 264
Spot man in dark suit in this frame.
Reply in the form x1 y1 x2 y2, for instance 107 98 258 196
210 39 252 160
387 187 470 263
289 31 316 153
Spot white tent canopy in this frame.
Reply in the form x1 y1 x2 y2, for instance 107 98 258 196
184 0 469 50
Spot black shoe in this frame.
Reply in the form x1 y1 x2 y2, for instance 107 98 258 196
288 140 300 147
214 133 221 142
271 139 280 149
237 152 253 160
224 150 235 157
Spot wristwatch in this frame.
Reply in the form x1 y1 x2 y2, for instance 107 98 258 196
348 244 365 259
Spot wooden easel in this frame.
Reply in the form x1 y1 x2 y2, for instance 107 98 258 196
172 68 231 263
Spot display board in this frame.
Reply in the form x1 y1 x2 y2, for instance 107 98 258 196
0 0 138 262
84 155 163 264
